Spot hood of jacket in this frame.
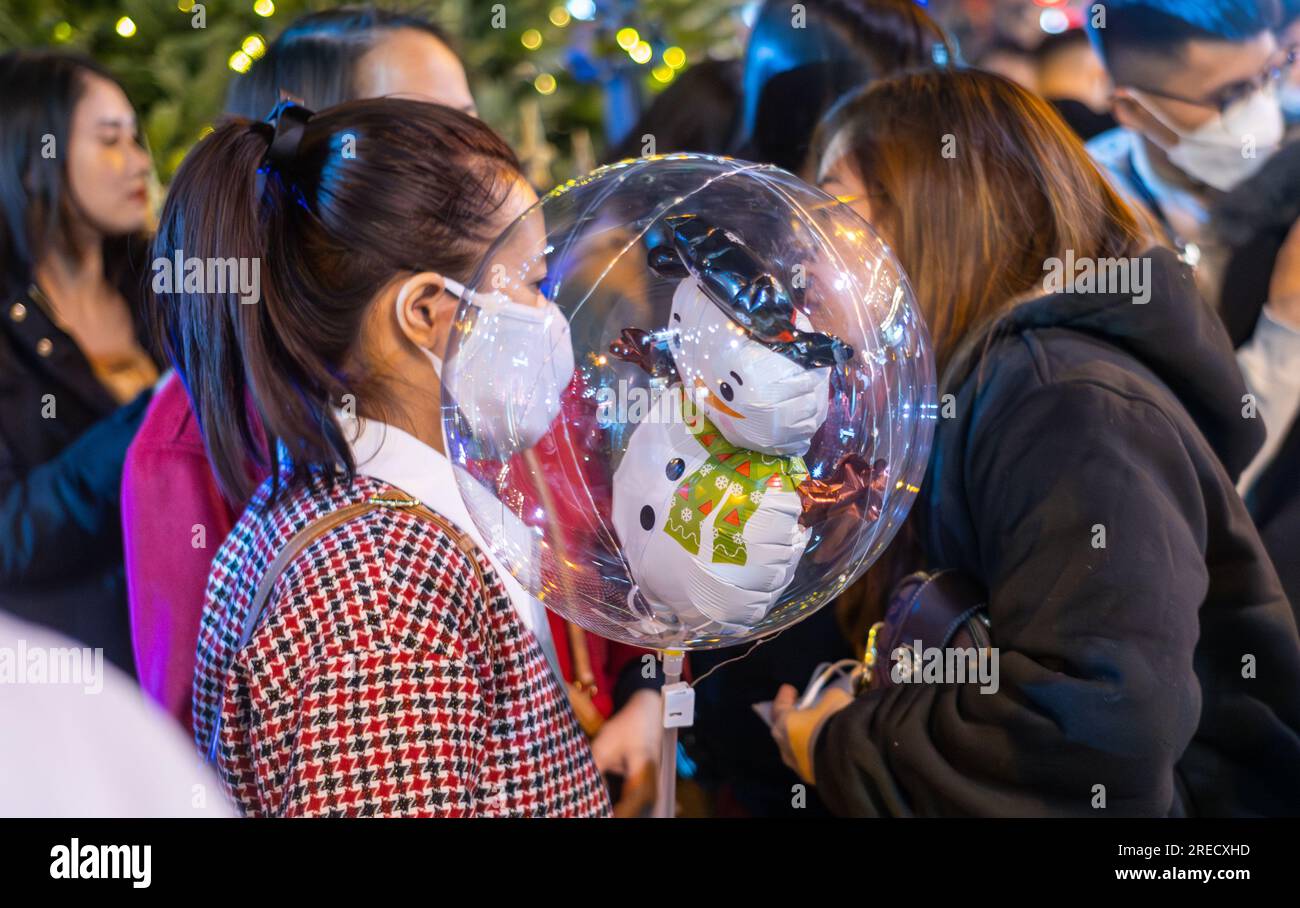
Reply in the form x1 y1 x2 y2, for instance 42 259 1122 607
943 247 1263 479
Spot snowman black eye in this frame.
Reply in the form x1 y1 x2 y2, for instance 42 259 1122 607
719 380 734 402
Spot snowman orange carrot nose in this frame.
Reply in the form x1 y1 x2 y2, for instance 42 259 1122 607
693 376 746 420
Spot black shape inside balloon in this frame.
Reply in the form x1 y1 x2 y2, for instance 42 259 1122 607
645 213 854 369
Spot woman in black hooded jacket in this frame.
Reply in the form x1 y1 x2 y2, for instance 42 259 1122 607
770 70 1300 817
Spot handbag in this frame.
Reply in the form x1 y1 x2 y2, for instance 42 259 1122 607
764 568 991 713
860 569 991 692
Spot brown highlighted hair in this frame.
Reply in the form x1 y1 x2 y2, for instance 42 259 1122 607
811 69 1155 646
814 68 1153 373
153 99 520 504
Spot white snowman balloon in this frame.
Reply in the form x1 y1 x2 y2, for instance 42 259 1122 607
610 215 863 634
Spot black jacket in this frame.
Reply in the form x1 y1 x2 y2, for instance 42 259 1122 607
1214 143 1300 615
814 248 1300 817
0 282 152 672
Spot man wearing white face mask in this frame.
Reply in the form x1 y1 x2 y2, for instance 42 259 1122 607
1087 0 1296 310
1089 1 1300 621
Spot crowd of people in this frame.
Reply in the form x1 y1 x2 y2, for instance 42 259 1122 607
1 0 1298 818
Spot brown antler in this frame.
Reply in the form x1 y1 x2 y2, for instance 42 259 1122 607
608 326 677 380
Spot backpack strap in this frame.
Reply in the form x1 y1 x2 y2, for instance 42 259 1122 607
208 489 486 765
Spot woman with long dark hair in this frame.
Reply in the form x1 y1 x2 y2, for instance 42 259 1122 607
158 98 608 816
771 69 1300 816
0 50 159 670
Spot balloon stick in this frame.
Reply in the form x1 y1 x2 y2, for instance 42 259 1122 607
654 648 692 818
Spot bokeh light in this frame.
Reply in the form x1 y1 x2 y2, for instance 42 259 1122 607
241 35 266 59
616 28 639 51
1039 8 1070 32
567 0 597 21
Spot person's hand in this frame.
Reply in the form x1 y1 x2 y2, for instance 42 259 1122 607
590 689 661 817
770 684 853 784
1268 217 1300 330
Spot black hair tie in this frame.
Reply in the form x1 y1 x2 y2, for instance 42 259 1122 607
262 100 314 170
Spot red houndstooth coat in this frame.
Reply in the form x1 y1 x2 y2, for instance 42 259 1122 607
193 472 611 817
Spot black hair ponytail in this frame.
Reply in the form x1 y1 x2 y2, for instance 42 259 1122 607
152 99 520 504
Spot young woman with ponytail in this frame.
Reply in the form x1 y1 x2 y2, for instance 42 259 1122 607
156 99 609 817
123 18 662 809
122 10 477 729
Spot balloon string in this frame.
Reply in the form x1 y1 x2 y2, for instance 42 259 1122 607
688 625 791 688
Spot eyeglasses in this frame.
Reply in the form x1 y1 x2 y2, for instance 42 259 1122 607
1130 45 1298 116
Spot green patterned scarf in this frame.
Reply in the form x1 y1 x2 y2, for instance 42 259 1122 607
662 389 808 567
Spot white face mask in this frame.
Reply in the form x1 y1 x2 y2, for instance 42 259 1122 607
399 276 575 452
1136 86 1285 192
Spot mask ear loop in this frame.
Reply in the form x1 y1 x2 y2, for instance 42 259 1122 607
1125 89 1191 143
443 277 468 300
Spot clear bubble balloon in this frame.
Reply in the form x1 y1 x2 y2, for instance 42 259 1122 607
443 154 935 650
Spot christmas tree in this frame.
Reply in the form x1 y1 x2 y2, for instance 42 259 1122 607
0 0 742 184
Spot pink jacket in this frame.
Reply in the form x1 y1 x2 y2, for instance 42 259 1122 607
121 375 246 731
